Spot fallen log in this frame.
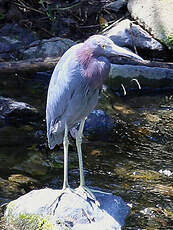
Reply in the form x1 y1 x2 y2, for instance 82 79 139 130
0 56 172 75
0 57 60 74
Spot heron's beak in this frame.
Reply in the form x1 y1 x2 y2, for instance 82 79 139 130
107 43 143 62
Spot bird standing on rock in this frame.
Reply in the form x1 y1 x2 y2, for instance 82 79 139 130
46 35 143 201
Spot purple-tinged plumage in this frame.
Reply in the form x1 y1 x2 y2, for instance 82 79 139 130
77 46 110 89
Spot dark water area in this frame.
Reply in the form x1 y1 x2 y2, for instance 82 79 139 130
0 73 173 229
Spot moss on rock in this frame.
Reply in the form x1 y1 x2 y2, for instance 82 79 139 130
5 202 55 230
5 200 70 230
18 214 54 230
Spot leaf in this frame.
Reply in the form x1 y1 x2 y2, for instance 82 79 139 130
99 16 108 28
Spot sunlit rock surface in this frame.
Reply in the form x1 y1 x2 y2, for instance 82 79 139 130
5 188 129 230
104 19 164 53
128 0 173 49
109 64 173 88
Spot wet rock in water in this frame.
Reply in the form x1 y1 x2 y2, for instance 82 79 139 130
13 152 49 177
84 110 115 140
8 174 37 186
0 96 40 123
0 174 38 200
70 110 115 141
5 188 129 230
0 177 25 199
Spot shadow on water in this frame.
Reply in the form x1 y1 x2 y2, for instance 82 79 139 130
0 73 173 229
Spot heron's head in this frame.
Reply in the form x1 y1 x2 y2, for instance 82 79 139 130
85 35 143 61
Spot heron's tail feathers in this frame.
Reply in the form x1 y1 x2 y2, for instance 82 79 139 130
47 132 64 149
47 120 65 149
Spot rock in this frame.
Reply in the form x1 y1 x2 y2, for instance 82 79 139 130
0 23 39 60
70 109 115 141
0 96 40 123
105 0 128 12
104 19 164 54
22 37 76 59
5 188 130 230
0 36 22 60
0 174 38 200
128 0 173 49
12 152 49 177
0 177 25 199
109 63 173 90
110 63 173 82
0 24 38 45
8 174 37 186
84 110 115 139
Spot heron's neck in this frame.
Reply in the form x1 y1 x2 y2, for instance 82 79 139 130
77 45 109 88
77 45 94 68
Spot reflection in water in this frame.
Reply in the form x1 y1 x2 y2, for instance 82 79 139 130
0 74 173 229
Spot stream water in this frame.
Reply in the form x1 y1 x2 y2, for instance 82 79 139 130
0 73 173 229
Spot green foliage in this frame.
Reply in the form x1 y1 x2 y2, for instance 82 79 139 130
0 12 5 20
39 0 56 22
166 34 173 49
39 0 45 5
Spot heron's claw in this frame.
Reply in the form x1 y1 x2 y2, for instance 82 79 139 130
55 186 74 202
48 186 74 213
75 186 100 206
60 186 75 197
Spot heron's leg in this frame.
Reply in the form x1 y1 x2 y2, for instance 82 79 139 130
48 123 73 207
76 119 96 201
63 122 70 189
76 119 85 187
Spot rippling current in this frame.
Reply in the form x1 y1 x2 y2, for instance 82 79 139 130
0 74 173 229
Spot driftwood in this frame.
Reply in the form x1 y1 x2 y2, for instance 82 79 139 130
0 56 172 75
0 57 60 74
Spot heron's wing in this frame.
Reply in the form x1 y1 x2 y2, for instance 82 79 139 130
46 43 84 148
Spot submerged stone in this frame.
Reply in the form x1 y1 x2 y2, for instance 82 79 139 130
0 96 40 124
84 110 115 139
5 188 129 230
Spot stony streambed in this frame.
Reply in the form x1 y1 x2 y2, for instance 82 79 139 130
0 73 173 229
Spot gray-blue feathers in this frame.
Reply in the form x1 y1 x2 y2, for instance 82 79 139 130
46 36 115 149
46 44 100 149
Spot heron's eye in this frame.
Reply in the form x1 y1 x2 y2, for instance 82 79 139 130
101 44 106 49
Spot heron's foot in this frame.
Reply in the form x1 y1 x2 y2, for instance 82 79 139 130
75 185 100 206
48 186 74 212
55 186 74 202
61 186 74 195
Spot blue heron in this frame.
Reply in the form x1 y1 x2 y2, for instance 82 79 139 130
46 35 143 200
